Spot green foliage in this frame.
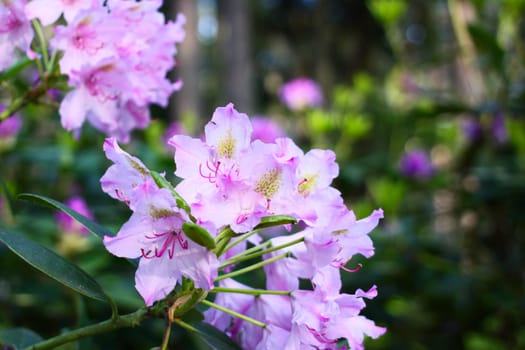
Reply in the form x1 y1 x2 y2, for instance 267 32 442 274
0 328 43 349
17 193 114 240
0 227 110 303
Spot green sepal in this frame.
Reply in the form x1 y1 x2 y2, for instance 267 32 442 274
182 222 216 250
254 215 298 230
169 289 208 319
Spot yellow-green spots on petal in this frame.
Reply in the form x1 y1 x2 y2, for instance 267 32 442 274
217 129 235 158
150 206 173 219
255 168 282 198
298 174 319 196
332 228 348 236
126 156 149 176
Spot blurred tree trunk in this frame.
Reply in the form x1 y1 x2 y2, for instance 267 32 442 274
218 0 254 113
166 1 202 123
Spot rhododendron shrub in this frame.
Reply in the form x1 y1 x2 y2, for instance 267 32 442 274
0 1 387 349
100 103 386 348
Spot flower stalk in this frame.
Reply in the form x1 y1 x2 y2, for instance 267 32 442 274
201 299 266 328
23 308 147 350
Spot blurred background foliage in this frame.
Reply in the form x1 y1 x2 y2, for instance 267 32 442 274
1 0 525 349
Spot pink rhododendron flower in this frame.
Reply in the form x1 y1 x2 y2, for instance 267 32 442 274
251 116 286 143
101 103 385 347
48 2 186 142
0 0 34 71
101 141 218 306
25 0 93 25
279 77 324 111
100 137 152 204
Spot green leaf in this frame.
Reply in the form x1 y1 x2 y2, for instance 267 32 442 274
190 322 242 350
182 222 216 249
467 23 505 73
254 215 297 230
17 193 114 239
0 57 33 82
0 328 43 349
0 227 110 303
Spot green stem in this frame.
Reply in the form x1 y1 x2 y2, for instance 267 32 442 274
160 317 172 350
0 75 57 121
47 49 59 73
23 308 147 350
222 229 261 254
216 253 290 282
201 299 266 328
31 19 49 70
172 318 197 332
210 287 290 296
219 237 303 270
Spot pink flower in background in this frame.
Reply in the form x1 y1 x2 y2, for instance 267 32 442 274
24 0 93 25
49 2 186 142
0 108 22 138
279 77 324 111
163 121 188 148
399 149 434 179
250 116 286 143
0 0 34 71
56 195 94 236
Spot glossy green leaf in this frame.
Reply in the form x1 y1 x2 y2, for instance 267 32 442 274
254 215 297 230
0 227 109 303
191 322 242 350
182 222 216 249
18 193 114 239
0 328 43 349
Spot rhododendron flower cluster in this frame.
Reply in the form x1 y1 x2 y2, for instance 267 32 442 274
3 0 185 142
102 103 385 349
0 0 34 71
48 0 185 142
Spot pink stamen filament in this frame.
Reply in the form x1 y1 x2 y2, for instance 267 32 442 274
334 260 362 273
199 160 220 183
140 230 188 259
298 178 308 186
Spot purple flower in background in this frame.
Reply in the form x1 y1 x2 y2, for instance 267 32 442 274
491 112 508 144
0 113 22 139
279 77 324 111
399 149 434 179
461 112 508 145
461 118 482 142
56 195 94 236
250 116 286 143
